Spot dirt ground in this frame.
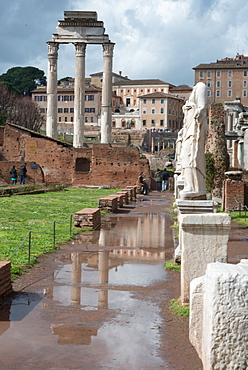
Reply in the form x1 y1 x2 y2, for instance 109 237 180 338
2 191 247 370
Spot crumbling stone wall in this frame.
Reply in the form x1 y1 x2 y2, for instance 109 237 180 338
1 124 150 187
206 104 229 197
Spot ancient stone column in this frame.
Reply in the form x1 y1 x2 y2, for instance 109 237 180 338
46 42 59 139
227 113 233 148
101 43 114 144
73 43 86 148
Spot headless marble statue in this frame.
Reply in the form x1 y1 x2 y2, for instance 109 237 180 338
179 82 208 200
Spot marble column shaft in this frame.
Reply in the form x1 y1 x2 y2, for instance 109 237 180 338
46 42 59 139
101 43 114 144
73 43 86 148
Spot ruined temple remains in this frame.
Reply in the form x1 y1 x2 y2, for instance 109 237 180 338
46 11 114 147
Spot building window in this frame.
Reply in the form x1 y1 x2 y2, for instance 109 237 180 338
64 96 69 101
216 90 220 97
216 81 221 88
122 120 126 127
207 71 211 77
207 81 211 87
65 117 67 122
64 108 69 113
228 71 233 77
85 95 94 101
244 81 247 88
70 95 74 101
151 119 155 126
143 108 147 114
85 117 88 122
228 90 232 97
228 80 232 87
91 117 94 122
58 117 61 122
160 108 164 114
199 71 204 78
244 71 247 77
142 120 146 126
243 90 247 97
216 71 221 77
58 95 63 101
161 98 164 104
71 117 73 122
90 108 95 113
152 98 155 104
152 108 156 114
160 120 164 126
161 89 164 92
148 89 150 92
85 108 89 113
40 108 45 113
58 108 63 113
207 90 211 97
70 108 74 113
112 120 116 127
143 98 147 104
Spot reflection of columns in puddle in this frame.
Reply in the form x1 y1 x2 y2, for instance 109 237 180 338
98 250 109 309
71 253 82 306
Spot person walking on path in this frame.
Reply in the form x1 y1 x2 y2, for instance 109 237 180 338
10 165 17 185
20 163 27 184
154 169 162 191
161 168 169 191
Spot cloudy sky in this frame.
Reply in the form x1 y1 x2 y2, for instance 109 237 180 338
1 0 248 86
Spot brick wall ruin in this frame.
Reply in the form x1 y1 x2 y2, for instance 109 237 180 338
206 103 229 197
0 124 150 187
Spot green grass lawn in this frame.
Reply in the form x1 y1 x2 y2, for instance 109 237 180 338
230 211 248 227
0 188 118 276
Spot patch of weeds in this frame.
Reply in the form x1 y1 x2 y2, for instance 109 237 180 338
81 227 94 232
164 260 181 271
169 298 190 317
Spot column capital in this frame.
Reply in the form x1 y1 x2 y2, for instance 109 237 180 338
47 42 59 57
102 42 115 57
74 42 86 57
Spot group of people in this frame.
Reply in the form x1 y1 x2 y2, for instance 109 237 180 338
10 163 27 185
137 168 170 195
154 168 169 192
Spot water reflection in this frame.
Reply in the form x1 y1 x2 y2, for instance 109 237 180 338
75 212 173 251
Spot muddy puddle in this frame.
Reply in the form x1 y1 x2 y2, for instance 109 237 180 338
0 197 174 369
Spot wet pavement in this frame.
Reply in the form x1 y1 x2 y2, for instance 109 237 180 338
6 191 247 369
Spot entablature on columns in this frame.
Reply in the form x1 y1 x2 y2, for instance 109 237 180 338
49 11 112 45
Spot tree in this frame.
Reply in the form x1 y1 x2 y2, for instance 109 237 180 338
0 66 46 96
0 83 44 131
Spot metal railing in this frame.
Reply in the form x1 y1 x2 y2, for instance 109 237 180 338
229 197 248 220
7 214 73 264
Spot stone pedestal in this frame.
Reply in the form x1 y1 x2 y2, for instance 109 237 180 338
179 213 231 305
74 208 101 229
190 261 248 370
174 199 218 262
0 261 12 298
176 199 218 215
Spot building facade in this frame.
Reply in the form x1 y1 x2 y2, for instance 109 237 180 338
32 84 121 133
193 54 248 105
138 92 184 131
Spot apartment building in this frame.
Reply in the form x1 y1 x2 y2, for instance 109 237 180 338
31 84 121 132
112 79 173 109
193 54 248 105
90 71 129 88
139 92 184 131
